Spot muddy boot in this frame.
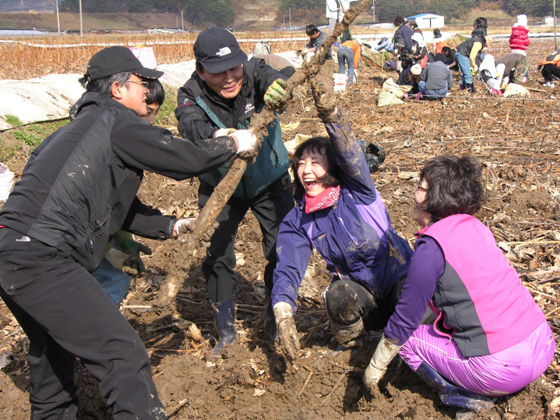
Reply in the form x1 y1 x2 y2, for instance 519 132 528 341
466 83 475 93
415 362 494 413
329 317 365 348
212 295 237 354
263 289 278 341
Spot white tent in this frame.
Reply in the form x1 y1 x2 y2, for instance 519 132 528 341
407 13 445 29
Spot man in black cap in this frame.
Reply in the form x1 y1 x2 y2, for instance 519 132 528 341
175 27 294 353
0 46 257 419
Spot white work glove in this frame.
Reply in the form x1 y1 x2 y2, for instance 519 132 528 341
273 302 300 361
363 335 402 393
214 128 236 138
173 218 196 238
231 129 258 156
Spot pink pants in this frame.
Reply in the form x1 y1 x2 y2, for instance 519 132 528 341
399 320 555 396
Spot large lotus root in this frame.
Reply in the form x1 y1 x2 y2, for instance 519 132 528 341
310 72 338 117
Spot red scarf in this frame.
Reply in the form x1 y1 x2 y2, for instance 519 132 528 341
304 186 340 213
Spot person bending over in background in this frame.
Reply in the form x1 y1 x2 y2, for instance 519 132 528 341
337 37 361 85
538 49 560 88
456 35 486 93
442 46 458 71
363 155 555 418
305 24 332 65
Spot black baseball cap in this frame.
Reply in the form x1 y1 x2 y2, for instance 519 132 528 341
194 27 248 74
85 46 163 82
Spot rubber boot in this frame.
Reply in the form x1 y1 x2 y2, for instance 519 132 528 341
460 81 466 90
329 317 365 348
415 362 494 412
263 288 278 341
467 83 475 93
211 295 237 353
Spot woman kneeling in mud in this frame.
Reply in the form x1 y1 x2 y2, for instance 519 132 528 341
363 154 556 417
270 74 412 361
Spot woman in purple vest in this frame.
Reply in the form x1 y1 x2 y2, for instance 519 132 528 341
363 155 555 416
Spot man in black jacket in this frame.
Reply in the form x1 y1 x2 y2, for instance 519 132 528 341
0 46 257 419
175 27 294 353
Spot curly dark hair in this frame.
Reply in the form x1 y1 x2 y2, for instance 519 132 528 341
393 15 405 27
473 17 488 29
291 137 341 199
419 155 485 221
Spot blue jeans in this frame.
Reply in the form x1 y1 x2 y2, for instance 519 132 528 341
456 51 472 85
92 257 132 306
418 81 448 99
375 40 394 52
337 46 355 83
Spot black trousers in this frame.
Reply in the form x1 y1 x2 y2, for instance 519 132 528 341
198 172 294 303
324 277 406 332
542 63 560 82
0 228 165 419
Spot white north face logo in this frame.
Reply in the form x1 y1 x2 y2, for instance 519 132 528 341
245 103 255 113
216 47 232 57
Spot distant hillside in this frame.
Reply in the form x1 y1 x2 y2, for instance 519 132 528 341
0 1 524 32
0 0 55 12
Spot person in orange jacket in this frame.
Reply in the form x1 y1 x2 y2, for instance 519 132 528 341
337 38 361 84
538 50 560 87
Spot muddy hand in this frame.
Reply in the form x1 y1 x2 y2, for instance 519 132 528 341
114 235 152 275
264 79 289 111
309 73 337 118
273 302 300 361
363 335 402 394
231 129 259 159
173 218 197 238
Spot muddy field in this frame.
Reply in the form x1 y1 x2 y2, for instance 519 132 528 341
1 39 560 419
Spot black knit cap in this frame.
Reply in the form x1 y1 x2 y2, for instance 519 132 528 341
194 27 248 74
85 46 163 82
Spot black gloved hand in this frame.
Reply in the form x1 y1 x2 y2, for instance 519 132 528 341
358 139 386 173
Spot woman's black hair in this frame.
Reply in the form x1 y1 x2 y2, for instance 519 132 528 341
393 15 405 27
419 155 485 221
306 24 319 36
433 29 441 37
291 137 341 199
473 17 488 29
146 79 165 106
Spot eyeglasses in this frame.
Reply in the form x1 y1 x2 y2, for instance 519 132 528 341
125 80 149 88
416 183 428 192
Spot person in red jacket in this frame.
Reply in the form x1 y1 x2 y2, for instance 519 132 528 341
510 14 530 56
